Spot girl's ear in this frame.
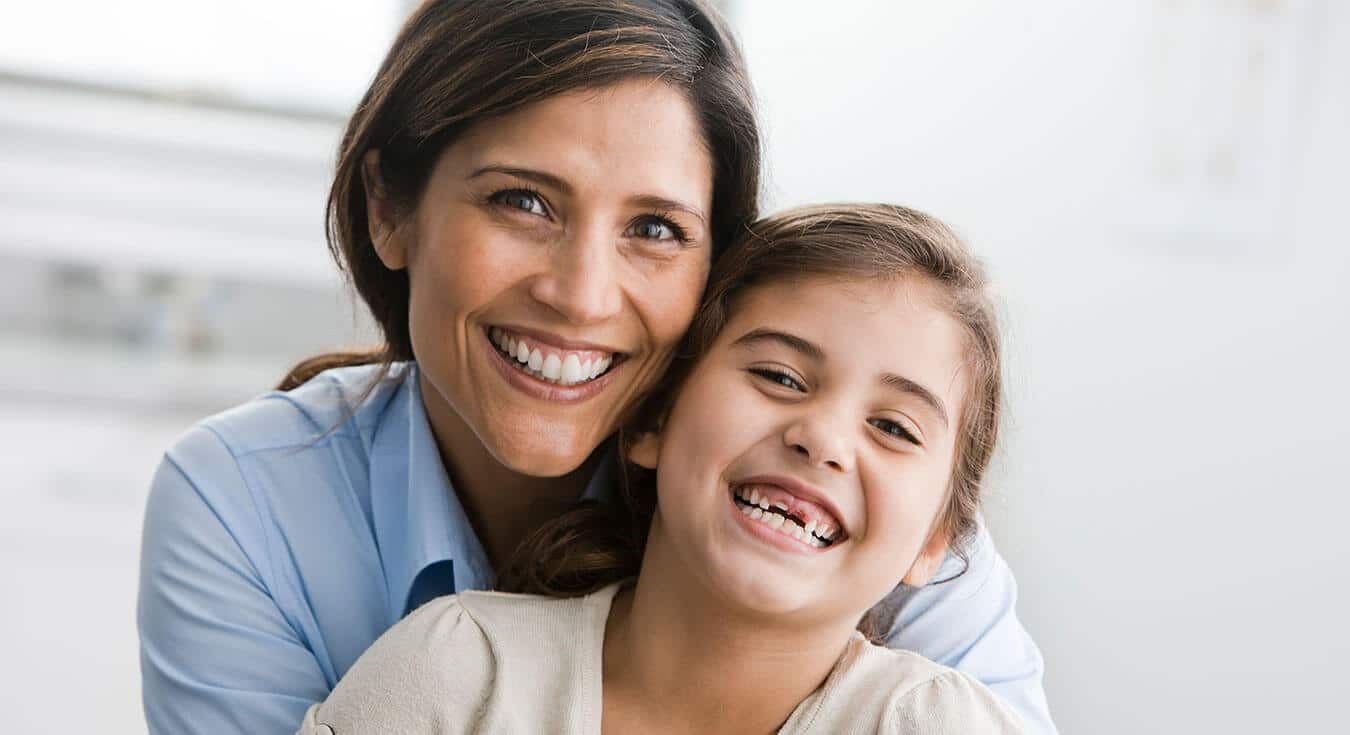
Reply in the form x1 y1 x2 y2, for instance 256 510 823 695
627 431 660 469
362 150 408 270
901 526 950 587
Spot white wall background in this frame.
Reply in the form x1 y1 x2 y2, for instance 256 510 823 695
2 1 1346 733
733 1 1349 733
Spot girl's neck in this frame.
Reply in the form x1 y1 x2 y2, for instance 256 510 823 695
602 526 856 735
418 371 600 567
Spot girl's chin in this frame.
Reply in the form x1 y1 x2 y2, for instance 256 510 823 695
700 560 824 619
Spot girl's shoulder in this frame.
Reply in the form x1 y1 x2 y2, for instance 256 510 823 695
451 583 623 647
793 635 1026 734
311 587 616 733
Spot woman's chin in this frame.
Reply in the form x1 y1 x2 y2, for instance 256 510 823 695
488 431 602 479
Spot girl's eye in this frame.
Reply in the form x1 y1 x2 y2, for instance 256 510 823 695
491 188 547 216
749 368 804 392
625 216 689 243
869 418 921 446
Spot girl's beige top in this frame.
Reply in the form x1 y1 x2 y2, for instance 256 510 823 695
296 583 1024 734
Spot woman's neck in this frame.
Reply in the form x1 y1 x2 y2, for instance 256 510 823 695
418 371 600 568
601 524 856 735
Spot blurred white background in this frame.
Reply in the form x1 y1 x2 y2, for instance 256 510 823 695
2 1 1347 733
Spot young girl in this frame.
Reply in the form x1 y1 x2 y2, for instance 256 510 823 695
296 203 1024 734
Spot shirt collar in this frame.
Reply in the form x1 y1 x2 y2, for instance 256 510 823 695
368 363 620 624
368 364 493 625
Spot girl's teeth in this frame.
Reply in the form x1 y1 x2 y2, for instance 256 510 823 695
737 496 831 548
516 340 530 363
733 487 838 548
528 348 543 371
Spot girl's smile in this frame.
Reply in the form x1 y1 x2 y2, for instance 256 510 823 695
634 274 970 623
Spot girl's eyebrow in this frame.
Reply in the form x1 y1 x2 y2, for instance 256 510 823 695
880 373 949 428
732 328 824 361
732 327 949 427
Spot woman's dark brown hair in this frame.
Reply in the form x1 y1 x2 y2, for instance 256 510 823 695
279 0 761 390
500 203 1004 639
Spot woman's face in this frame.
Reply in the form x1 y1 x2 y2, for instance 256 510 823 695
635 275 970 629
368 79 715 477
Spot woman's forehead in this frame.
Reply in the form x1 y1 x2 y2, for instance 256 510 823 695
441 79 714 209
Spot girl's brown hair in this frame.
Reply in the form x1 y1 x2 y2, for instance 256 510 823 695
500 203 1003 637
279 0 760 390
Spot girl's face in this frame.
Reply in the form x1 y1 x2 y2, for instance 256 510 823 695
635 275 970 628
367 78 715 477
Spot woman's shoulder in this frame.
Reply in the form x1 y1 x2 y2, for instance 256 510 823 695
145 362 414 565
189 361 412 456
804 636 1025 734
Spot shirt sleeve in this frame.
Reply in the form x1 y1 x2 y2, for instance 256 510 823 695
138 425 329 735
879 521 1057 735
298 597 493 734
886 670 1027 734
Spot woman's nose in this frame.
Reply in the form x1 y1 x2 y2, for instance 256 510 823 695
528 228 624 325
782 415 852 473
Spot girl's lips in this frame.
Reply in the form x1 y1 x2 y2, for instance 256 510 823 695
484 328 620 403
731 474 849 541
726 487 834 555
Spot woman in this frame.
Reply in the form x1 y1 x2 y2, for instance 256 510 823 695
297 203 1026 734
136 1 1053 733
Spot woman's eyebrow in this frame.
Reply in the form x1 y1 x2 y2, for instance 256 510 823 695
880 373 949 428
469 164 569 192
469 164 706 225
629 194 707 226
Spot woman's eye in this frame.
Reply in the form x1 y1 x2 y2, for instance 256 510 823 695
492 189 547 216
869 418 920 446
626 216 688 243
749 368 804 392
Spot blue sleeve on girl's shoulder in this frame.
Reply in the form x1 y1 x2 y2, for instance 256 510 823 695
879 521 1058 735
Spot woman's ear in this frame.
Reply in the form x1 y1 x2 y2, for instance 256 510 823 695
901 526 950 587
627 431 661 470
362 150 408 270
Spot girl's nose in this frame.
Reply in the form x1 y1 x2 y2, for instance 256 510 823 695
782 414 852 473
528 227 624 325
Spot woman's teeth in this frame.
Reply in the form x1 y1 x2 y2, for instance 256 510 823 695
490 327 614 386
733 486 839 549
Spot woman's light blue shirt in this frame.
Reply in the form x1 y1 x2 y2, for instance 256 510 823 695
137 362 1055 734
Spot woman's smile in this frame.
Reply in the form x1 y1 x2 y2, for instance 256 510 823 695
484 325 626 402
376 78 715 477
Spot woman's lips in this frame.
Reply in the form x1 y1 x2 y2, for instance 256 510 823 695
488 326 620 385
484 327 621 403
